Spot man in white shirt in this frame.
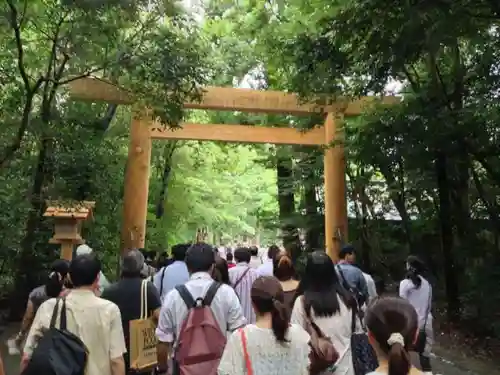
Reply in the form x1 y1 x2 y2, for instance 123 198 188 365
23 254 126 375
362 272 378 304
156 243 246 373
256 244 281 277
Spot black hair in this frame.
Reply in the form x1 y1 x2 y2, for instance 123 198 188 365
406 255 425 289
268 244 281 260
234 247 251 263
273 251 295 281
339 244 355 260
171 243 189 261
252 276 290 343
185 242 215 273
295 251 355 317
212 256 230 284
69 254 101 288
365 297 418 375
226 252 233 262
250 246 259 256
46 259 70 297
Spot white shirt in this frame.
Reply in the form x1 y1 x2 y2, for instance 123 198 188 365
218 324 310 375
156 272 247 344
399 276 432 328
256 259 273 277
291 295 361 375
24 289 126 375
362 272 377 302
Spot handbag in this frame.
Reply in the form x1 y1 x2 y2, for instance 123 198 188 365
350 306 378 375
240 328 254 375
303 301 339 375
129 280 158 370
414 286 432 353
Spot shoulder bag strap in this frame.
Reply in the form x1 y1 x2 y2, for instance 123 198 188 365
240 328 253 375
49 298 61 329
175 284 196 308
203 282 222 306
60 297 68 330
159 266 167 296
233 267 251 289
141 280 149 319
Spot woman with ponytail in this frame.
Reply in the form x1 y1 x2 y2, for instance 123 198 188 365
7 259 70 353
273 251 299 309
399 256 434 375
218 276 310 375
291 251 357 375
365 297 422 375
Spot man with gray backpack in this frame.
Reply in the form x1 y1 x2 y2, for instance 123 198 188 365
155 243 246 375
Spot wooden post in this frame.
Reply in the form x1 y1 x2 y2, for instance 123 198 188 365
120 115 152 253
323 113 348 261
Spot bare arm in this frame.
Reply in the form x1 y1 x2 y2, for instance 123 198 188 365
110 356 125 375
157 341 172 370
17 300 35 340
0 351 5 375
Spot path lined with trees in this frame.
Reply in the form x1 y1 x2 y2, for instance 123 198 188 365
1 0 500 368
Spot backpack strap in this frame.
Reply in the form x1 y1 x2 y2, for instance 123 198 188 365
159 266 167 297
233 267 250 289
203 282 222 306
176 285 196 308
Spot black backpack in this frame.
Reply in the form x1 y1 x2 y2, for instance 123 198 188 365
23 297 88 375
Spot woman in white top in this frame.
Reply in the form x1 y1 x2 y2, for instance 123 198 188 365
291 251 358 375
218 276 310 375
365 296 423 375
399 256 433 375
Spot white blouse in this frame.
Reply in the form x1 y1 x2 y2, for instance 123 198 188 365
218 324 310 375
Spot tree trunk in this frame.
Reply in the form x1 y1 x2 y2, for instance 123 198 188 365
276 156 301 261
10 138 51 319
435 150 460 323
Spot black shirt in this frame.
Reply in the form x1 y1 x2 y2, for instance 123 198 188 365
101 277 162 371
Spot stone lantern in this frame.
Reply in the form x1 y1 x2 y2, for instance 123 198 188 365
44 201 95 260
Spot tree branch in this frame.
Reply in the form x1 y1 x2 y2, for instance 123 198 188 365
6 0 31 92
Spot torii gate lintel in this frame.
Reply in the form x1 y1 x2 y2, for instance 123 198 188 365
68 77 398 260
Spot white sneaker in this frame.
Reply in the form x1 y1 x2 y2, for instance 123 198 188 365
7 338 21 355
423 372 434 375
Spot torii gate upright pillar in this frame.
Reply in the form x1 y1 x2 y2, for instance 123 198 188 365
324 113 348 261
120 114 152 253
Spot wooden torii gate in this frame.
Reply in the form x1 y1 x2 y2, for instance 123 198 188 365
68 77 396 260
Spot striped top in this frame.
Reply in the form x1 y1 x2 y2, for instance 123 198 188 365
229 262 259 324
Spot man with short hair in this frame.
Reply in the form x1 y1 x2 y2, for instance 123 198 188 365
229 247 259 323
156 243 246 374
154 243 190 301
101 250 162 374
257 244 281 277
248 246 262 269
23 254 126 375
76 244 110 294
336 244 369 306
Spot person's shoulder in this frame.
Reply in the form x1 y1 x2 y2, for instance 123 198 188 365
39 296 57 310
29 285 45 298
217 283 239 302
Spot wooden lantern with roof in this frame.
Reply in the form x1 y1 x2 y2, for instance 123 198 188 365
44 200 95 260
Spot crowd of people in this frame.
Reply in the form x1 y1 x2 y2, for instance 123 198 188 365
2 242 435 375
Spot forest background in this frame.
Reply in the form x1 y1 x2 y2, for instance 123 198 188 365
1 0 500 359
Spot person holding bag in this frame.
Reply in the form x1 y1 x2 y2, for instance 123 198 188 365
399 256 433 375
218 276 310 375
102 250 162 374
291 251 357 375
